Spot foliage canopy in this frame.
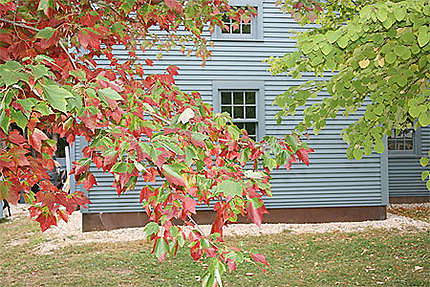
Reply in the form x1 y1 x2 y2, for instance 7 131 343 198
270 0 430 162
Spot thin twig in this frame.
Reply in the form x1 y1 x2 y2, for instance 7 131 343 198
0 17 39 31
59 40 77 69
187 215 206 235
145 110 171 124
0 18 77 69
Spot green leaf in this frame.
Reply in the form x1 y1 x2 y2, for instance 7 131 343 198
227 125 240 140
418 112 430 126
420 157 429 167
217 180 243 197
98 87 123 101
337 35 349 49
110 162 129 173
385 52 396 64
38 0 54 15
34 102 53 116
394 45 411 60
374 140 385 153
143 222 159 237
0 62 24 87
69 69 87 81
326 30 342 44
10 109 28 130
35 27 55 39
154 238 169 261
320 42 332 56
16 98 38 112
42 84 73 113
418 26 429 48
0 110 10 133
426 180 430 191
162 164 185 186
376 8 388 22
263 156 276 171
422 171 429 181
353 148 363 160
393 6 406 21
31 64 50 80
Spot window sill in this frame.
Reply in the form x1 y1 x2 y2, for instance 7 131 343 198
211 38 264 42
388 152 422 159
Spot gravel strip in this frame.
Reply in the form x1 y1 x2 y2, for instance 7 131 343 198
7 203 430 254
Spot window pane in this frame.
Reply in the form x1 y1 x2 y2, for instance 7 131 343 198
246 106 256 119
245 91 256 104
242 24 251 34
221 106 232 115
245 122 257 136
396 140 404 150
388 139 395 150
221 15 231 33
405 129 414 138
233 106 244 118
232 23 241 34
235 122 244 130
221 92 231 104
233 92 243 104
405 139 413 150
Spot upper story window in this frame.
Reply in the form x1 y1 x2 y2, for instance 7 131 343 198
212 0 263 40
221 7 252 35
388 128 416 152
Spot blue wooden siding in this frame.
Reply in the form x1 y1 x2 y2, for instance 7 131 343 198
388 127 430 197
77 0 387 214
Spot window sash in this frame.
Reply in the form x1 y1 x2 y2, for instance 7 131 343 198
388 128 417 153
219 89 259 139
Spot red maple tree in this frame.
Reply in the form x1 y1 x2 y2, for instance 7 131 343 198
0 1 313 285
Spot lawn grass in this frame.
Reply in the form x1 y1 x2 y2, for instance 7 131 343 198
1 215 429 287
388 205 430 223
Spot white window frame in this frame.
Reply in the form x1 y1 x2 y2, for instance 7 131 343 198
212 0 264 41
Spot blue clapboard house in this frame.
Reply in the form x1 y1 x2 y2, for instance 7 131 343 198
69 0 429 231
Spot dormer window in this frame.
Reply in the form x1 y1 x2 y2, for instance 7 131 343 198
212 0 263 40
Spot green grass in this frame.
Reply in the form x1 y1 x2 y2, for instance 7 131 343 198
0 215 429 287
388 205 430 223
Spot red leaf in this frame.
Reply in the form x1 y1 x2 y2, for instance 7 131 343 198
162 164 185 187
227 259 237 273
83 173 97 190
35 212 57 232
164 0 183 13
250 253 269 266
182 196 197 214
296 148 314 166
78 31 90 49
29 128 49 153
166 65 179 76
8 130 26 145
145 59 153 66
247 201 268 227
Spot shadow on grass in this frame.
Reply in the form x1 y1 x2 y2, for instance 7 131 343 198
0 217 11 224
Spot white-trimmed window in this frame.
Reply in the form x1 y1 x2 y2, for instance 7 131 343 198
221 90 258 139
388 128 418 152
212 0 263 40
213 81 264 140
